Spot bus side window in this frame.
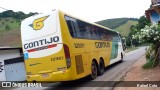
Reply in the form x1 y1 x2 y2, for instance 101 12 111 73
97 30 104 40
72 19 81 38
77 20 86 38
77 20 93 39
92 26 100 40
107 31 112 41
85 26 92 39
65 16 77 37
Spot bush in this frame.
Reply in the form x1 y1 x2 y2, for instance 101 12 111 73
142 58 159 69
2 22 4 25
142 59 155 69
133 24 160 68
5 25 11 30
10 21 14 23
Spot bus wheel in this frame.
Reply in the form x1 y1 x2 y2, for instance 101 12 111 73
90 61 98 80
98 60 105 75
120 53 123 63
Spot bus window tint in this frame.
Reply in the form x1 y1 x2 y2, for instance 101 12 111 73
65 16 77 37
85 26 92 39
77 20 92 39
65 15 119 41
90 26 99 40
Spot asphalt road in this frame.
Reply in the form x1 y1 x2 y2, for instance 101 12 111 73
9 47 146 90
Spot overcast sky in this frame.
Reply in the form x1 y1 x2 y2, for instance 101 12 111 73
0 0 151 22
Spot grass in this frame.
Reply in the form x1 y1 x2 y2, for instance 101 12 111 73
142 59 155 69
0 17 21 47
115 20 138 36
0 17 20 31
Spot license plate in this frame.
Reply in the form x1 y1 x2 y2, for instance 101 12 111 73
42 74 49 78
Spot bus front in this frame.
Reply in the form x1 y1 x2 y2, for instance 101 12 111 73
21 10 72 82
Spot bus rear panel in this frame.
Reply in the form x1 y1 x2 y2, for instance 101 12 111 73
21 10 73 81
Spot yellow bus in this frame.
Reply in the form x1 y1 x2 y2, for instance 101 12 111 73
21 9 125 82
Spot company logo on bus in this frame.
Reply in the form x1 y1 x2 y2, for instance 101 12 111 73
29 15 49 30
24 36 59 53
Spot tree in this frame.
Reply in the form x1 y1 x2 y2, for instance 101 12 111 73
133 24 160 67
0 10 37 20
127 15 151 46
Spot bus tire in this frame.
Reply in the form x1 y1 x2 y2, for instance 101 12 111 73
90 61 98 80
120 53 123 63
98 59 105 75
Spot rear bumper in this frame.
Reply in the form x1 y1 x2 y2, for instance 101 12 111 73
27 69 75 82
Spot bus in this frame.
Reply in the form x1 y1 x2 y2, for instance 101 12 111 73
21 9 125 82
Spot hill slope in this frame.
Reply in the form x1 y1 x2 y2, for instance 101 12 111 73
0 10 36 47
115 20 138 36
0 18 21 47
96 18 138 36
96 18 138 29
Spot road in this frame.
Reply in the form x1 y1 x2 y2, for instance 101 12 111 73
11 47 146 90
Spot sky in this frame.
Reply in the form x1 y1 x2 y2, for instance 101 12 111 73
0 0 151 22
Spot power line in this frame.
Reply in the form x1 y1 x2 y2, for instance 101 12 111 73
0 7 9 11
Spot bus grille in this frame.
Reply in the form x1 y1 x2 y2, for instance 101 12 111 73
75 55 84 75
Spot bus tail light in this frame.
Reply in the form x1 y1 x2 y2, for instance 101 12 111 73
63 44 71 68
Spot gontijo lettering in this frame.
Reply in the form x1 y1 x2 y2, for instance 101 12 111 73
24 36 59 50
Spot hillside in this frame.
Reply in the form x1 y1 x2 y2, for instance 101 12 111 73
0 18 21 47
0 10 36 47
0 18 20 31
115 20 138 36
96 18 138 36
96 18 138 29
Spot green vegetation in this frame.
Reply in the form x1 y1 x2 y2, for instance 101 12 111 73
115 20 138 36
0 10 37 47
126 16 150 47
5 24 10 30
133 24 160 68
142 59 155 69
130 16 160 69
96 18 138 37
97 16 151 54
0 10 37 32
96 18 138 29
0 10 37 20
0 18 20 32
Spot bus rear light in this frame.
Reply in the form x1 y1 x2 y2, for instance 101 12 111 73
63 44 71 68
